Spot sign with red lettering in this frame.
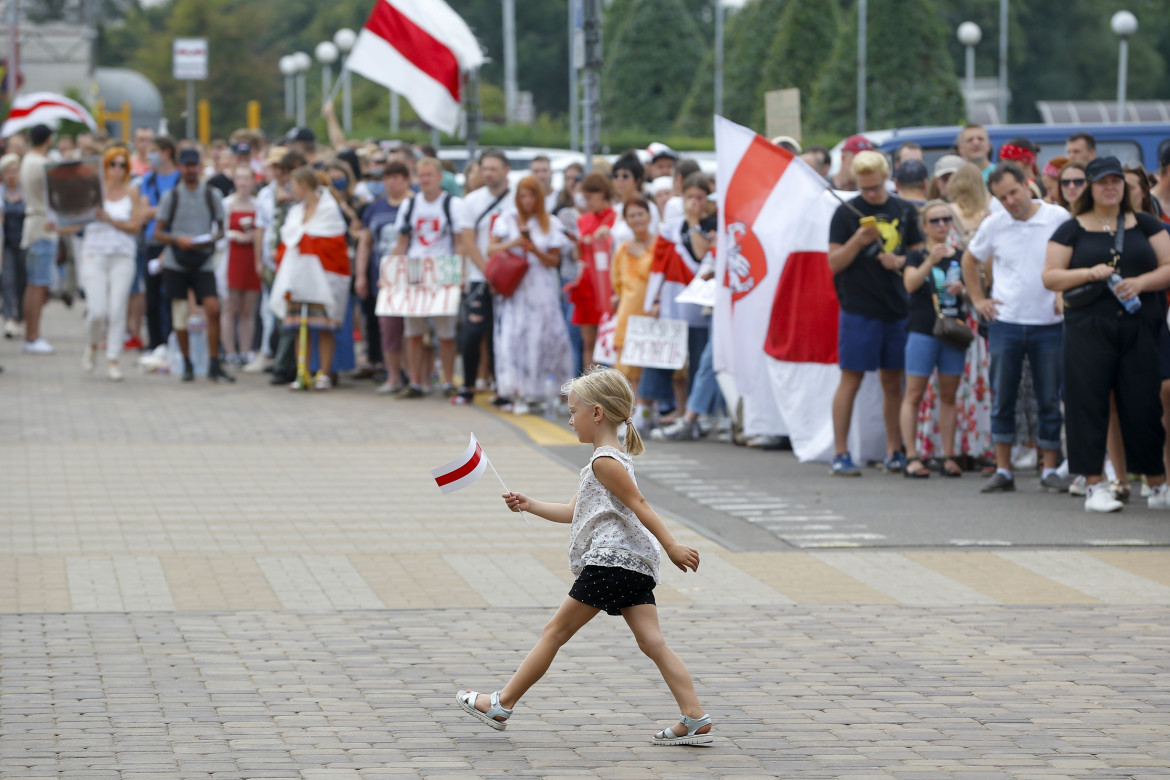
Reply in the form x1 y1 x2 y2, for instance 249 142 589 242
173 38 208 81
375 254 463 317
619 316 688 370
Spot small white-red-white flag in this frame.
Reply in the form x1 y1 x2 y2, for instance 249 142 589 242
346 0 484 135
1 92 98 138
431 434 488 495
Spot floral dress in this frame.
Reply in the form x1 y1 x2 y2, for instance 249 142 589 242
491 211 574 401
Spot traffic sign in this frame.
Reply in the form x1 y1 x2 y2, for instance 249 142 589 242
173 38 208 81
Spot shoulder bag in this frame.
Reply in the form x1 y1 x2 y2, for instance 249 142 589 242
485 214 529 297
931 287 974 351
1062 221 1124 310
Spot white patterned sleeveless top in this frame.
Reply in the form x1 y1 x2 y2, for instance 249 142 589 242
568 445 662 584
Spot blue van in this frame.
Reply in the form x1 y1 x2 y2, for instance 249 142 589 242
844 122 1169 173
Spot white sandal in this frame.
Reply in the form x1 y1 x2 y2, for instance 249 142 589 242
652 713 713 745
455 689 512 731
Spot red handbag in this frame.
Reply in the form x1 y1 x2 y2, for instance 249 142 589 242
485 249 529 297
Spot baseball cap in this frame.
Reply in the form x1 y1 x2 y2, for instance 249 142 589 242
770 135 803 154
232 141 251 156
650 176 673 195
893 159 928 184
264 145 289 166
646 142 678 162
842 135 875 154
177 148 201 165
1085 156 1124 183
287 127 316 144
933 154 963 178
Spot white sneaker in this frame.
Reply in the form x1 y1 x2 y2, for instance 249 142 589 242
1068 475 1088 497
243 354 272 373
512 401 531 415
22 338 54 355
3 319 19 339
1085 484 1123 513
81 345 95 372
1147 484 1170 510
107 363 123 382
1011 445 1038 471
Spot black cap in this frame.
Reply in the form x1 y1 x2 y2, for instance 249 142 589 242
292 127 316 143
1085 155 1124 183
232 141 251 155
893 159 928 184
1158 139 1170 170
177 148 201 165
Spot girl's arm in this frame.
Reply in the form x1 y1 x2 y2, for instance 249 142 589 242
591 458 700 572
502 491 576 524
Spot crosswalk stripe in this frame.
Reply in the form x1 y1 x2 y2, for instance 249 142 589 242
662 553 793 605
996 550 1170 604
66 556 175 612
445 553 566 607
813 551 999 605
256 555 384 610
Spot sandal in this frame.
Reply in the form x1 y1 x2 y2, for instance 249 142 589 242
941 458 963 478
653 713 713 746
455 690 511 731
903 458 931 479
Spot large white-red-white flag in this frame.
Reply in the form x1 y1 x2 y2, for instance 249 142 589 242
431 434 489 495
346 0 484 135
1 92 98 138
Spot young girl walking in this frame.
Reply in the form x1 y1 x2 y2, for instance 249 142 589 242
455 365 714 745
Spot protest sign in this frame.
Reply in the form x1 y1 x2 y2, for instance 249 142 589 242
592 312 617 366
619 316 688 370
45 156 103 227
375 254 463 317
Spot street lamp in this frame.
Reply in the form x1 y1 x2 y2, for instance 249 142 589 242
333 28 357 134
1111 10 1138 123
291 51 311 128
957 21 981 99
315 41 339 108
278 55 297 118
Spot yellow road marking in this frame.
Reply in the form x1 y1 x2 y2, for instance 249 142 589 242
474 393 579 445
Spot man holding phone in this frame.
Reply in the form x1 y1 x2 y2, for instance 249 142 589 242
827 150 924 476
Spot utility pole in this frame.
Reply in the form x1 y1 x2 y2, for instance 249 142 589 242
465 68 480 163
569 0 580 152
581 0 602 172
856 0 866 133
713 0 723 118
502 0 517 124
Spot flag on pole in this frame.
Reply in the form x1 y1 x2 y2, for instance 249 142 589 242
346 0 484 135
431 434 488 495
1 92 98 138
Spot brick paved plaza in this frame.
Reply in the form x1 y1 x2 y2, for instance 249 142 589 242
2 307 1169 778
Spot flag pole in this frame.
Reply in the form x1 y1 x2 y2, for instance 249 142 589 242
323 61 347 109
477 434 531 526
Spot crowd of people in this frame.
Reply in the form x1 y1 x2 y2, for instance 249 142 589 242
4 115 1170 514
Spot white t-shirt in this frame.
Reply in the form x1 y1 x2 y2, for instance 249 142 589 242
393 190 465 259
460 185 512 283
967 200 1069 326
662 195 683 224
490 209 570 257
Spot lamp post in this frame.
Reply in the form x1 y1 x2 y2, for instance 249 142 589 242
292 51 311 128
856 0 866 133
279 55 296 118
333 28 357 134
957 22 981 99
1111 10 1138 123
997 0 1008 123
315 41 339 108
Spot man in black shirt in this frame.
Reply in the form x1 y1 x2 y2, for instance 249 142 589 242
827 150 924 476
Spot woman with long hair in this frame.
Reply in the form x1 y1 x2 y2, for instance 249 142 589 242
79 146 143 381
609 196 656 394
221 164 261 366
945 162 990 243
610 152 659 247
1056 162 1088 210
487 175 573 412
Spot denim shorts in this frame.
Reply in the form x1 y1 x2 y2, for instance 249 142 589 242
24 238 58 287
905 330 967 377
838 310 908 372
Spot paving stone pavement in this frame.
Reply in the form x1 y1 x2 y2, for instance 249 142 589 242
1 306 1169 777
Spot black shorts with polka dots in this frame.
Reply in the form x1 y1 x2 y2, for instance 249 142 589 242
569 565 656 616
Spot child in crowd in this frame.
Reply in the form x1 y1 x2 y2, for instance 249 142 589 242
455 365 713 745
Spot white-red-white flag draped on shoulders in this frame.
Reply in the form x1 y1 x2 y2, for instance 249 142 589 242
346 0 484 136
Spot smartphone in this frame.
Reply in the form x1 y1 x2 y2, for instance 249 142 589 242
859 216 877 229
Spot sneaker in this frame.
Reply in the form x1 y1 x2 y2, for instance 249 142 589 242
181 361 195 382
442 383 459 399
651 418 701 441
243 354 273 373
3 319 19 339
1068 475 1088 497
491 395 513 407
1011 445 1038 471
449 391 473 405
831 453 862 477
747 434 786 449
123 333 144 351
81 345 95 372
1085 483 1123 513
1148 484 1170 510
1141 479 1153 498
313 372 332 391
1109 481 1131 504
208 359 236 384
512 401 531 415
883 452 907 474
1040 472 1070 493
107 363 123 382
22 338 54 355
376 381 403 395
980 471 1015 493
398 385 425 399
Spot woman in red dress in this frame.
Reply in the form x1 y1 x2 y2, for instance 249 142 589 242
572 172 617 365
222 165 261 365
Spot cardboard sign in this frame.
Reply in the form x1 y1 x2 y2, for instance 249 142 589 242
674 275 718 307
45 156 103 227
619 316 688 370
375 254 463 317
592 312 617 366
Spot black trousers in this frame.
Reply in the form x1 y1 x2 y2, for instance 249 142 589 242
361 293 382 366
1064 313 1165 477
459 282 493 391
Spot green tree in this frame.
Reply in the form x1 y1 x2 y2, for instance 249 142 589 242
756 0 838 134
601 0 707 135
808 0 964 136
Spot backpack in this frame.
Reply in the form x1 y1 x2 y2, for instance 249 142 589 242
399 191 453 247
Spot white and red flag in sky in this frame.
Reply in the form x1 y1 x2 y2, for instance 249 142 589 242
431 434 488 495
1 92 97 138
346 0 484 135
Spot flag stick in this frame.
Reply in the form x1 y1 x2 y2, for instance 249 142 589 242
481 444 531 527
323 62 347 109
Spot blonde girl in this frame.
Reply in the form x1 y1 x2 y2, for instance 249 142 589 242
456 365 713 746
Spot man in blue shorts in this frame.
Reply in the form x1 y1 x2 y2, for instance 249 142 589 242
827 150 924 475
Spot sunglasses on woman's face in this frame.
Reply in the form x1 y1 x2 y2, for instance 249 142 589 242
108 160 128 168
1061 177 1086 188
928 216 953 226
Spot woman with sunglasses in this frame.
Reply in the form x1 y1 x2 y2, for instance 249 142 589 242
610 152 660 248
1056 163 1087 210
900 201 969 478
79 146 143 381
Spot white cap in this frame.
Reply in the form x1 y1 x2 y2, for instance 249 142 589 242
646 141 678 161
650 176 673 194
770 135 803 154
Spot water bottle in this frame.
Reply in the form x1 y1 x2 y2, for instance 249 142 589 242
187 314 210 376
939 260 961 310
1108 273 1142 314
543 374 559 420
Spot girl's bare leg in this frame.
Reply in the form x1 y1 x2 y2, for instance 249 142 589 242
622 603 709 737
